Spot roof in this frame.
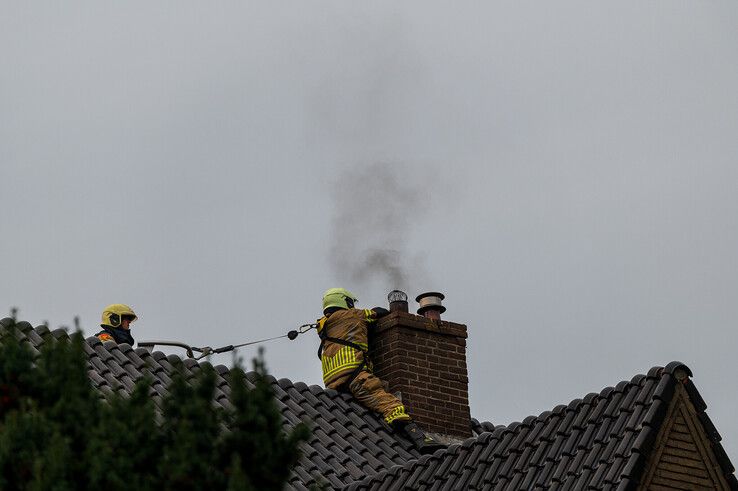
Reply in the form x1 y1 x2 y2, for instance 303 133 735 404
2 319 736 490
349 362 738 491
2 319 420 490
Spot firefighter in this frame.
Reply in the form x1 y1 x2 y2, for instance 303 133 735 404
317 288 444 454
96 304 137 345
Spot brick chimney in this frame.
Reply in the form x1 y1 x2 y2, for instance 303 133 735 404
369 291 471 438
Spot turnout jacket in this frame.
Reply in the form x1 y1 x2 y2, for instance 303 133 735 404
96 326 135 345
317 308 383 386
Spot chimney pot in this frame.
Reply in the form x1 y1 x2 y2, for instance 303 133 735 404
388 290 409 313
416 292 446 320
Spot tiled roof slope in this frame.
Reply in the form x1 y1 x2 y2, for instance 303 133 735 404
0 320 420 490
4 320 736 490
346 361 738 491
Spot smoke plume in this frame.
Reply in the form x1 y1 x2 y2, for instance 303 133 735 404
328 162 430 292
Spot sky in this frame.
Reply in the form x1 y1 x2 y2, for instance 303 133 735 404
2 1 737 461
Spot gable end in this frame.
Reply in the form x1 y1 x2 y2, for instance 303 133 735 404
638 383 734 490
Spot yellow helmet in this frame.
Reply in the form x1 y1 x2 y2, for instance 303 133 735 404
322 288 358 313
101 304 137 328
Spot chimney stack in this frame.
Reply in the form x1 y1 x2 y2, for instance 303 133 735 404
369 290 471 438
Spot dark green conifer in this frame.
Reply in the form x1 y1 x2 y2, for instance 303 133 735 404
0 318 310 490
222 352 310 491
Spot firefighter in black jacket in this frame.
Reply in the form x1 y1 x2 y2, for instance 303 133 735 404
96 304 137 345
317 288 444 454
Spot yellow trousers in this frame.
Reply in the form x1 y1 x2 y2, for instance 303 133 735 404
327 370 411 425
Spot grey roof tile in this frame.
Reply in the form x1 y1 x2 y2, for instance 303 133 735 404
557 407 577 435
403 462 427 489
567 448 588 477
631 425 656 456
530 438 551 468
598 435 619 465
481 454 505 485
614 429 637 459
619 452 645 480
535 459 556 488
578 422 598 450
590 462 609 489
491 430 515 458
571 399 594 430
697 410 721 442
593 417 613 445
546 433 567 462
713 442 735 474
572 467 592 490
633 377 657 406
641 398 666 428
587 396 610 426
26 328 46 346
623 404 646 432
559 473 577 491
684 377 707 411
118 374 136 392
469 459 490 488
87 370 107 387
608 410 630 440
491 477 508 491
506 471 524 490
551 454 571 484
496 448 518 479
561 427 582 457
603 456 625 484
519 464 539 490
2 323 735 490
582 442 604 470
324 471 346 488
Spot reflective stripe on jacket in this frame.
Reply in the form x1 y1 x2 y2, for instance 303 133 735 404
95 326 135 345
97 332 114 342
318 308 378 385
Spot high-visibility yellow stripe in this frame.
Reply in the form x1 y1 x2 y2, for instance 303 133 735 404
384 405 411 424
322 346 357 372
323 362 361 381
321 345 364 382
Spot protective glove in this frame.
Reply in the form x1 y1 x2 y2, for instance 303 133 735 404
371 307 390 318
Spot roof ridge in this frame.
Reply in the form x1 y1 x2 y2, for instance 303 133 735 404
471 362 681 432
0 319 293 382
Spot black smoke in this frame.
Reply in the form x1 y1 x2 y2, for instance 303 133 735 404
328 162 430 292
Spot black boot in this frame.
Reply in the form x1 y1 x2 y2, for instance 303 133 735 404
400 422 446 455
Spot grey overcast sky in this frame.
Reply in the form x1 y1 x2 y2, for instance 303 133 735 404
2 2 737 460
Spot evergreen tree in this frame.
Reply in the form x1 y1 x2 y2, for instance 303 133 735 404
0 319 309 490
86 379 161 491
221 353 310 491
158 361 222 491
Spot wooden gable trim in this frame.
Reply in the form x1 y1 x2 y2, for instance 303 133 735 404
638 380 731 490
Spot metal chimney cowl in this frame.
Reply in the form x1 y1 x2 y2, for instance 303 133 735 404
415 292 446 320
388 290 409 313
